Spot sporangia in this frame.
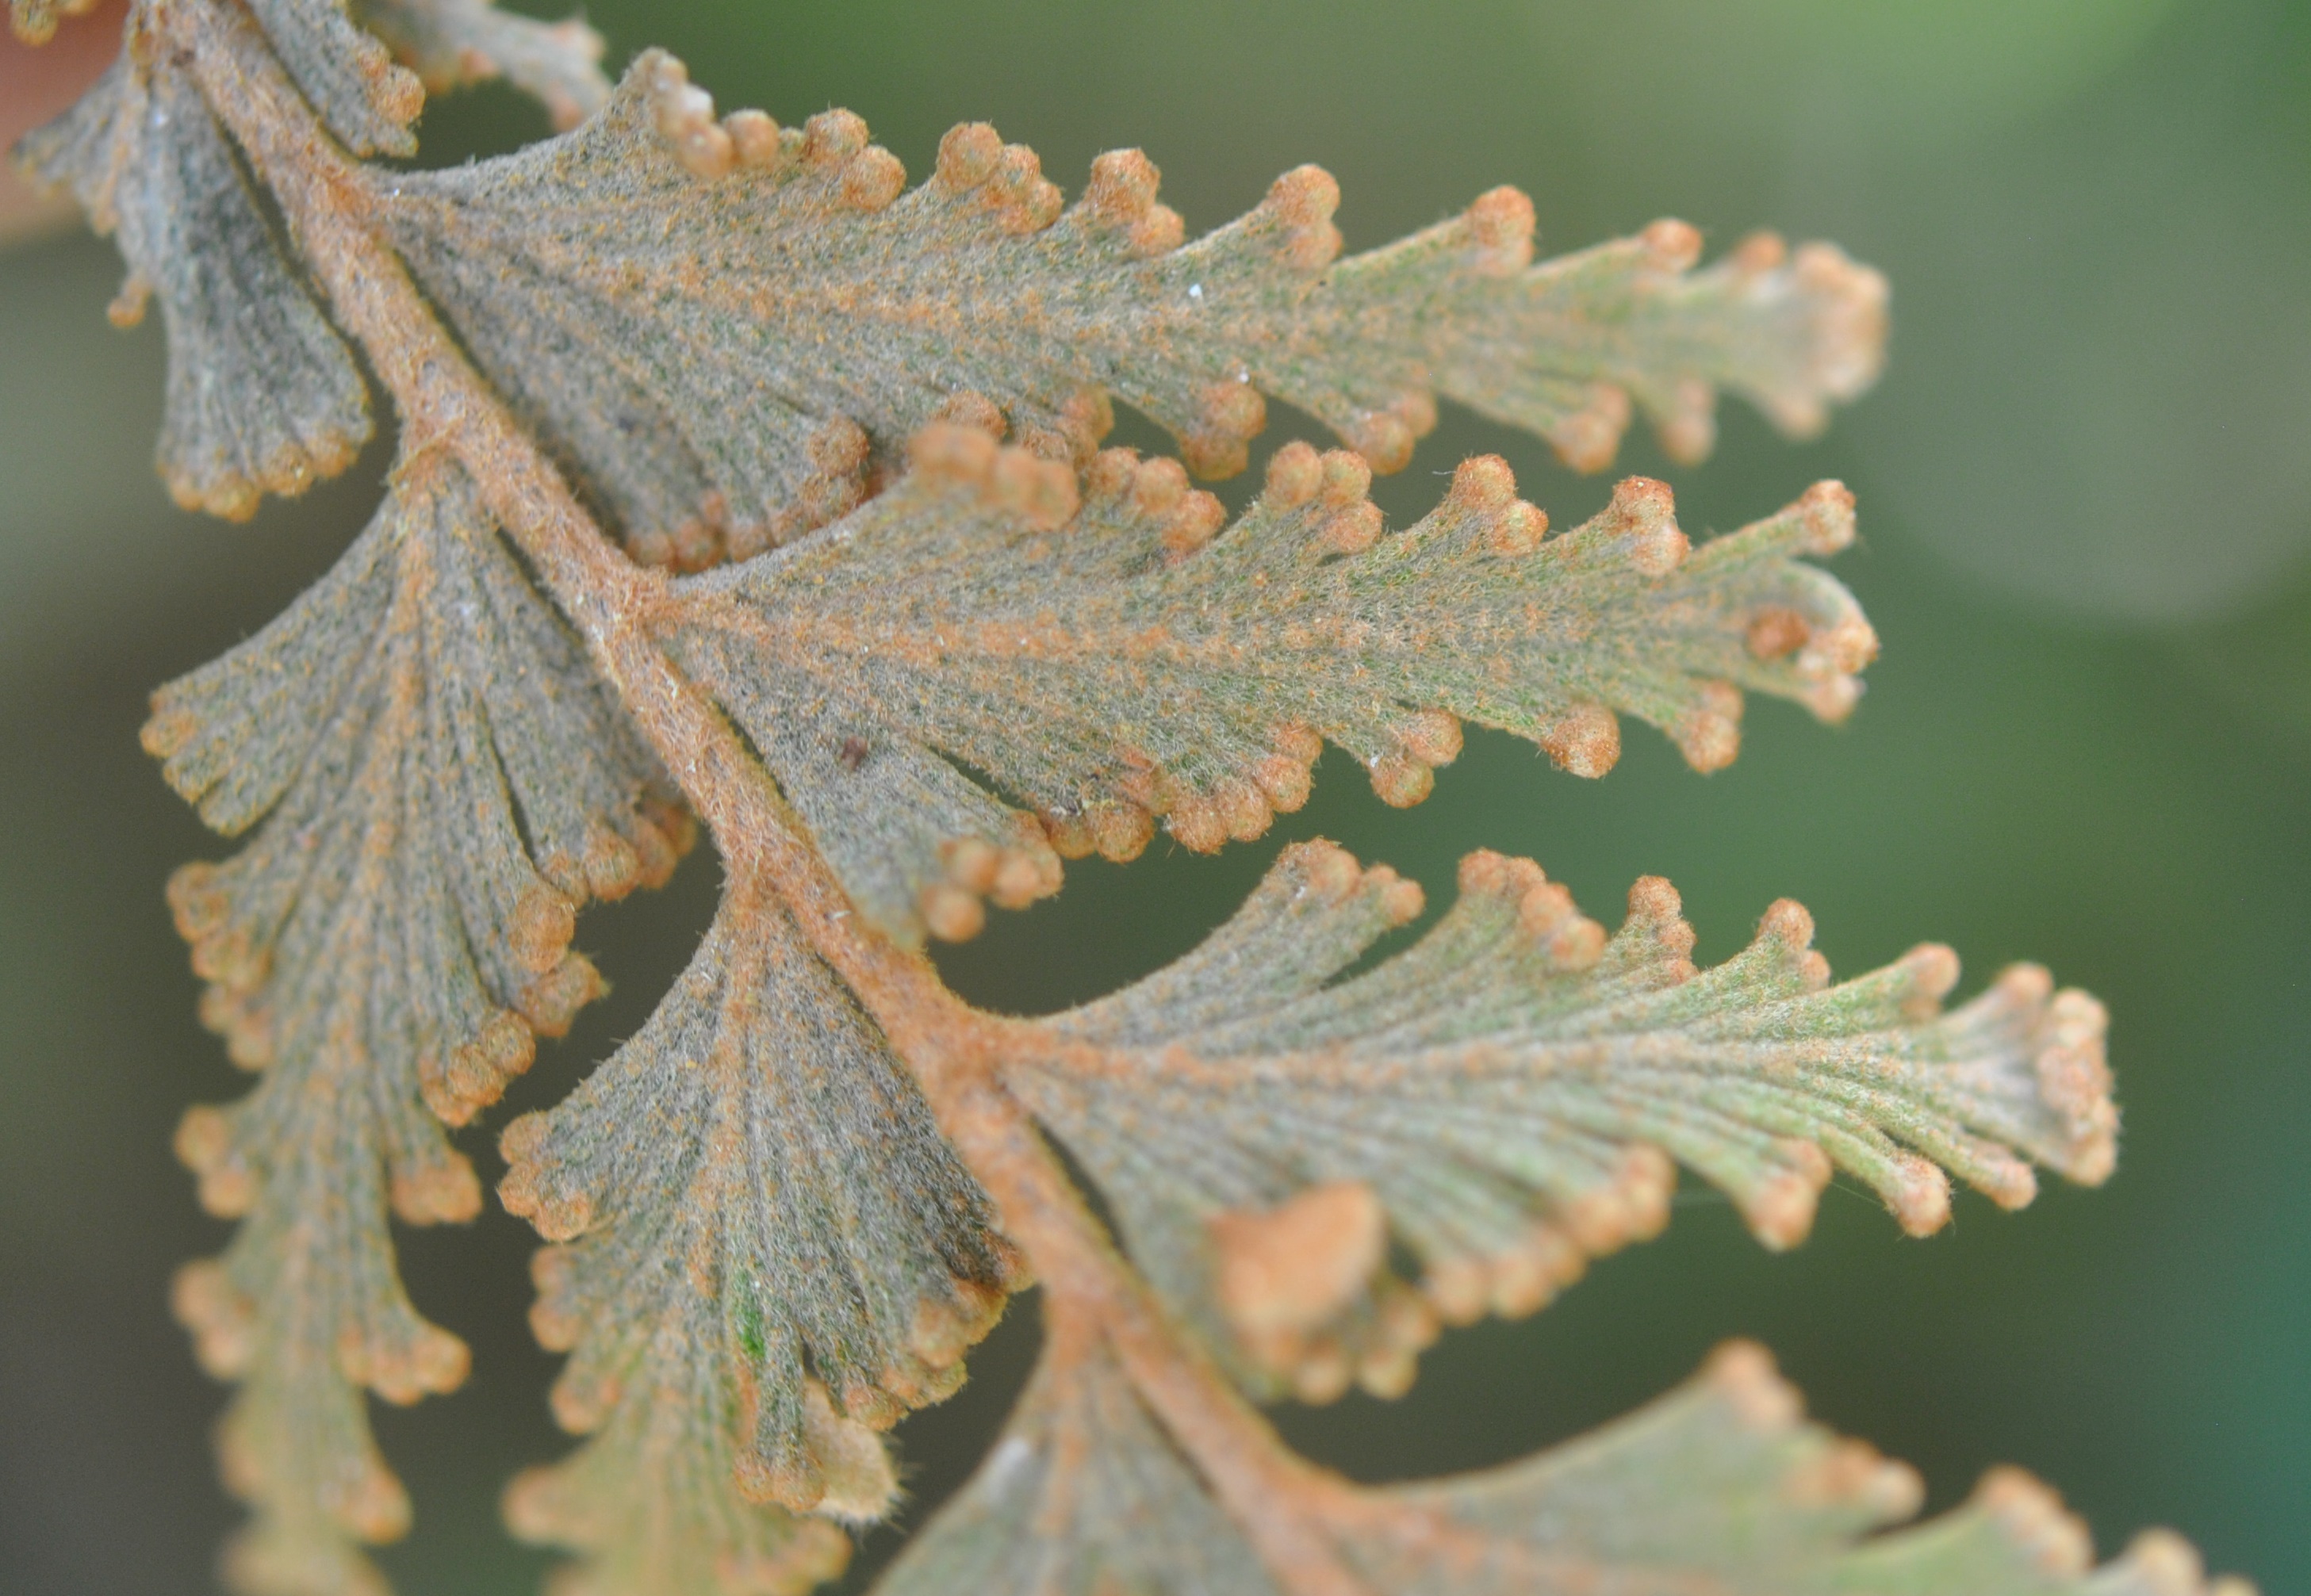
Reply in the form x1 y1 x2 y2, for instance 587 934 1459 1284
10 2 2254 1593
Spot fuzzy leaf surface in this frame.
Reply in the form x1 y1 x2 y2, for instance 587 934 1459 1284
497 870 1025 1586
244 0 423 155
669 432 1873 946
874 1335 2236 1596
148 454 686 1590
356 0 609 130
378 49 1885 564
17 44 374 519
1006 841 2118 1403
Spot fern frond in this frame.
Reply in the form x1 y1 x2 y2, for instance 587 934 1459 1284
502 1336 853 1596
169 1090 454 1596
374 50 1886 566
92 2 2244 1590
878 1333 2236 1596
14 42 374 519
876 1332 1272 1596
357 0 609 131
669 430 1872 944
1006 840 2116 1403
239 0 423 156
495 869 1025 1582
146 452 688 1119
144 453 688 1583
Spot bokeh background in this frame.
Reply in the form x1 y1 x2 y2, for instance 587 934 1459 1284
3 1 2306 1590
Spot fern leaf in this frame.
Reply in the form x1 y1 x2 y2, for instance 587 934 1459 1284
169 1095 457 1596
1004 840 2116 1403
8 0 97 45
876 1334 2237 1596
375 50 1886 566
145 454 688 1589
241 0 423 156
669 431 1872 945
503 1345 853 1596
496 869 1026 1583
14 46 374 519
356 0 610 131
876 1334 1272 1596
147 452 688 1120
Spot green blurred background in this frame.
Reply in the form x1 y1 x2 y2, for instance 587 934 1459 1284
3 0 2306 1590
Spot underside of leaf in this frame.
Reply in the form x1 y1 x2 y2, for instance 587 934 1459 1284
147 451 688 1121
378 50 1885 566
496 868 1026 1583
876 1333 2236 1596
144 454 688 1582
671 429 1873 946
355 0 609 131
502 1330 853 1596
1008 840 2117 1403
15 40 374 519
102 6 2244 1594
243 0 423 156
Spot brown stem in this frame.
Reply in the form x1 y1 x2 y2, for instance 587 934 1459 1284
164 0 929 1005
900 1035 1372 1596
167 2 1370 1588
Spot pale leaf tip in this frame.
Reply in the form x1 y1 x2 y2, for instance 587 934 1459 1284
1464 185 1537 274
171 1258 255 1380
1741 1164 1823 1252
1702 1338 1803 1431
1783 1437 1926 1521
1888 1154 1954 1238
1896 941 1962 1019
1559 1143 1674 1253
2037 983 2119 1185
1672 682 1744 773
1640 216 1704 273
1796 477 1859 554
1972 1465 2094 1579
1549 383 1634 473
389 1154 483 1226
1757 897 1816 954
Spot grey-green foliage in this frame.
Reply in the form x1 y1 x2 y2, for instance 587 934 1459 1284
881 1334 2209 1596
377 49 1885 566
496 871 1023 1544
17 47 374 518
148 450 684 1124
17 1 2247 1593
236 0 611 153
144 454 684 1590
244 0 423 155
875 1336 1278 1596
1014 840 2117 1403
355 0 610 131
673 430 1874 946
501 1300 853 1596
